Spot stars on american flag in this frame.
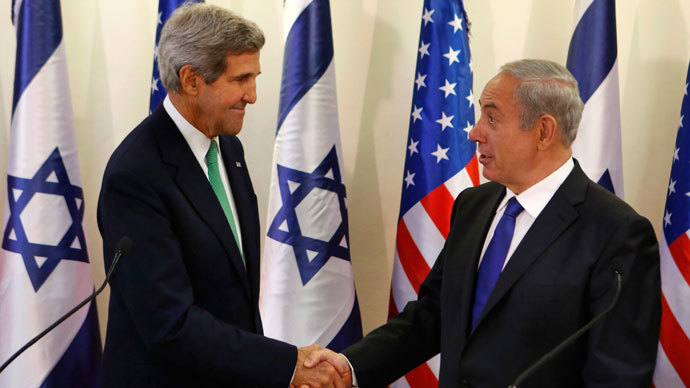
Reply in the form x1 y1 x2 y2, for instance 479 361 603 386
439 79 457 98
415 73 427 90
443 46 461 66
662 73 690 239
422 8 435 26
448 13 463 33
419 41 431 59
431 144 450 163
404 170 416 188
436 112 454 131
411 105 423 122
151 77 160 94
664 210 672 227
408 139 419 156
401 2 475 202
466 89 474 108
463 121 473 135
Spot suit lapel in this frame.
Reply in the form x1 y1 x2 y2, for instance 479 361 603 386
473 164 588 329
218 136 261 301
152 106 251 299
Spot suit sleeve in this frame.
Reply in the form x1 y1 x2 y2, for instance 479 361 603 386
583 215 661 387
98 168 297 388
341 193 471 387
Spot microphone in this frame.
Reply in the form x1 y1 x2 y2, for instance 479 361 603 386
0 236 133 375
508 269 623 388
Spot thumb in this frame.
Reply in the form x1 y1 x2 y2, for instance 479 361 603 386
304 350 330 368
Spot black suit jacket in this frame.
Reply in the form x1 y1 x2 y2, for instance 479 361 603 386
344 162 661 388
97 105 296 388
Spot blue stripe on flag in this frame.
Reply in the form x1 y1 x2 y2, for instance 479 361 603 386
326 296 363 352
39 301 102 388
12 0 63 113
566 0 617 104
276 0 334 133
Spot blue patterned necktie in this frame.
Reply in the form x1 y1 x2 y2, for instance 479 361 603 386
472 196 524 329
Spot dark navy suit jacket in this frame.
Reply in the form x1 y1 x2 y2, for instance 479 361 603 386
344 162 661 388
97 105 296 387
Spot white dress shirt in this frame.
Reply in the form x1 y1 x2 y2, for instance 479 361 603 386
477 157 574 269
163 96 243 249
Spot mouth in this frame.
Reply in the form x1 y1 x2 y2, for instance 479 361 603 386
478 153 492 165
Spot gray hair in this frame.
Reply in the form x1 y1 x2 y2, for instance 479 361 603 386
500 59 584 146
158 2 265 93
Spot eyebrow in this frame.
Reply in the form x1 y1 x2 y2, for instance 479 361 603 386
480 101 498 110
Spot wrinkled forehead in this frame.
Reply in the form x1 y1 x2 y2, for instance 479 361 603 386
479 72 520 109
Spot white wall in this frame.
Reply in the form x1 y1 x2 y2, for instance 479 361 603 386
1 0 688 339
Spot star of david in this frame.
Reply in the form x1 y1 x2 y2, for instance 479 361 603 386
2 147 89 291
267 146 350 285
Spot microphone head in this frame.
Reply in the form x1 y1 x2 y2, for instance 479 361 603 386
115 236 133 256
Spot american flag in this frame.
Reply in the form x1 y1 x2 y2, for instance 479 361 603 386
388 0 478 386
653 63 690 388
149 0 202 113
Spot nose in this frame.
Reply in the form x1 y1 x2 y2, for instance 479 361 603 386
244 79 257 104
468 120 482 143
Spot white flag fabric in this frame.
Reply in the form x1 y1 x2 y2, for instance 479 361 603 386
0 1 101 386
259 0 363 351
567 0 624 197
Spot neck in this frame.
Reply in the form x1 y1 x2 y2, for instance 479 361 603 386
168 93 213 139
508 149 571 194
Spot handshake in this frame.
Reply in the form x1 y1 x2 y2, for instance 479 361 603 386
290 345 353 388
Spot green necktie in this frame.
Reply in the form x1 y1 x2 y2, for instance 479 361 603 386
205 140 243 261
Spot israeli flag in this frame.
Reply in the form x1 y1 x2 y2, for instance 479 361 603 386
567 0 624 197
0 1 102 387
260 0 363 351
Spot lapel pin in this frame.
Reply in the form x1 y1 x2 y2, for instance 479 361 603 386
236 161 242 168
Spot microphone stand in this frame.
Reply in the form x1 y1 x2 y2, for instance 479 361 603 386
508 270 623 388
0 237 132 375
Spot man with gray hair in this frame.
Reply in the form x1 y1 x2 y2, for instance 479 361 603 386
305 59 661 387
98 3 342 387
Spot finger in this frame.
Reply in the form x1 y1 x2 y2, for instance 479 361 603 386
304 350 330 368
333 372 345 388
330 355 349 376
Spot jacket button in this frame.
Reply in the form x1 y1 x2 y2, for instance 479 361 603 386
459 379 471 388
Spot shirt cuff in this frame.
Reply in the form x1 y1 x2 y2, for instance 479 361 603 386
343 354 359 387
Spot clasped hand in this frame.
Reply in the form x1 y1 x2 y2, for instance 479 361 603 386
290 344 353 388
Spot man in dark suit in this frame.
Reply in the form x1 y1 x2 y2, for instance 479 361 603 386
98 4 343 388
304 59 661 387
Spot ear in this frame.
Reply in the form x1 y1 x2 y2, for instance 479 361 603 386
178 64 201 95
534 114 559 150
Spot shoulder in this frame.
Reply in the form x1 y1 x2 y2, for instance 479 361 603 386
107 107 174 173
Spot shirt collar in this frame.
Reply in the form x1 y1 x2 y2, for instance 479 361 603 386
499 158 575 219
163 95 217 166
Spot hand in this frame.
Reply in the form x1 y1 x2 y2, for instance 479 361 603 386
291 344 345 388
304 348 352 388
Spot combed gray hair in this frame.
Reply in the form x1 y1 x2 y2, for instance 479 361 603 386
500 59 584 146
158 2 265 93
